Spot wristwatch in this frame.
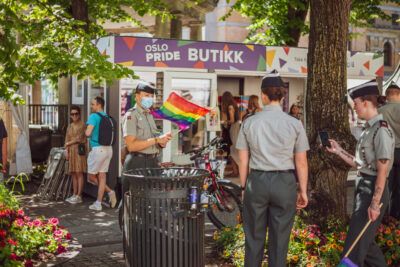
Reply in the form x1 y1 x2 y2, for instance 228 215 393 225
240 186 246 191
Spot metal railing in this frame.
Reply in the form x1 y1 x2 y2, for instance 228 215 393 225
28 104 68 134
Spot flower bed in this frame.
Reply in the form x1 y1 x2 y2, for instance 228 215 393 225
0 183 71 266
214 216 400 266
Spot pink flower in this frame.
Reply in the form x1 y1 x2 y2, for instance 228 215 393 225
17 209 24 216
57 238 62 242
54 230 64 237
48 218 59 225
57 244 66 254
10 253 17 261
26 222 33 227
0 241 5 247
25 260 34 267
307 233 315 239
65 233 71 240
24 216 30 222
15 219 24 227
45 241 50 245
33 219 41 227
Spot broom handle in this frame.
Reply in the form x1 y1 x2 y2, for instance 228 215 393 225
344 203 383 257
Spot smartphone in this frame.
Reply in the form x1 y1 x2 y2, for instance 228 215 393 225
318 131 331 148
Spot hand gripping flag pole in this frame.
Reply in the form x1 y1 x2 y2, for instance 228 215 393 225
338 203 383 267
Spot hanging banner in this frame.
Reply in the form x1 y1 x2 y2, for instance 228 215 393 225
266 46 384 77
114 36 266 71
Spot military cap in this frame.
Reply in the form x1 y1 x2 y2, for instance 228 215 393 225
348 79 379 100
261 70 285 88
136 80 156 94
387 81 400 90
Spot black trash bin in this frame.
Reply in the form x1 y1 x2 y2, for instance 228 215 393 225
123 167 210 267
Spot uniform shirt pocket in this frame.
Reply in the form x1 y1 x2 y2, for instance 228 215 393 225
136 123 145 138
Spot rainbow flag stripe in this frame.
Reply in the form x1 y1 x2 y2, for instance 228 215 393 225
151 92 211 130
338 257 358 267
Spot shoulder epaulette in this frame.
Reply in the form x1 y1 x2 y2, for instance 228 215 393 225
379 120 389 128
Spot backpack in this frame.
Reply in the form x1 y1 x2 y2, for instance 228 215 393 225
95 112 117 146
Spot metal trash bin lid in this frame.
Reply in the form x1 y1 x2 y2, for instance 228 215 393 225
123 167 210 182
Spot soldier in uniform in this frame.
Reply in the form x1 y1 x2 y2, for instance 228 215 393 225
236 70 309 267
326 80 395 266
379 82 400 219
122 81 172 195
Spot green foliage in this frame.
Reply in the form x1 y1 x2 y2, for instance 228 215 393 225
0 183 20 211
5 173 29 194
0 0 173 102
224 0 400 46
222 0 309 45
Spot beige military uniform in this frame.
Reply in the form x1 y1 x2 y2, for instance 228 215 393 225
379 100 400 148
122 106 158 154
354 114 395 176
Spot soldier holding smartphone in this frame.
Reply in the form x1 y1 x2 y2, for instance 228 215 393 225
326 80 394 266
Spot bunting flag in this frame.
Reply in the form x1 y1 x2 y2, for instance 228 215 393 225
151 92 211 130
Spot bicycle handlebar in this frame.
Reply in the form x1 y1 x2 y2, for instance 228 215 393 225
185 136 225 160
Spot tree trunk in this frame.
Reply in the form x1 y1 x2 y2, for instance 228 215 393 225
305 0 355 227
286 0 309 47
70 0 89 32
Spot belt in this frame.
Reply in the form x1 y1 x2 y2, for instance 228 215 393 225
356 170 375 177
253 169 294 173
131 152 158 159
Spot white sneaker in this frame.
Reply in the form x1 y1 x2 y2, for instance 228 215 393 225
109 191 117 208
89 203 102 211
69 196 82 204
66 195 77 203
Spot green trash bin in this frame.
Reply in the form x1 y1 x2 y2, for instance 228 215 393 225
123 167 210 267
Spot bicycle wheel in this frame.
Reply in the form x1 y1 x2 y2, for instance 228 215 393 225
207 182 242 229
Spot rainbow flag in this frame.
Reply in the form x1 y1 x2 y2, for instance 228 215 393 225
151 92 211 130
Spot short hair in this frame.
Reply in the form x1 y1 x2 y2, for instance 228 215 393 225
94 96 105 108
386 88 400 97
261 86 286 101
70 105 81 114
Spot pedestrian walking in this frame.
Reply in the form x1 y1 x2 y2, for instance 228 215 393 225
326 80 394 266
379 81 400 220
85 96 117 211
236 70 309 267
121 81 172 196
64 105 87 204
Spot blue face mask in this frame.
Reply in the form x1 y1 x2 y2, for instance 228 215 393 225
141 97 154 110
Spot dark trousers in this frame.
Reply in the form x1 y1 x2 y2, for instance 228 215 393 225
243 170 297 267
343 174 389 267
389 148 400 219
121 153 159 197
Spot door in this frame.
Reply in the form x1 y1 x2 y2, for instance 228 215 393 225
162 72 217 164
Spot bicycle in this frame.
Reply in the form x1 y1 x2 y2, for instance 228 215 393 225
186 137 242 229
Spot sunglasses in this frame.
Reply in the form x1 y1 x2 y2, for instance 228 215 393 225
70 112 80 116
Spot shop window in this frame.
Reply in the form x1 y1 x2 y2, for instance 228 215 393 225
384 42 392 66
392 14 399 26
